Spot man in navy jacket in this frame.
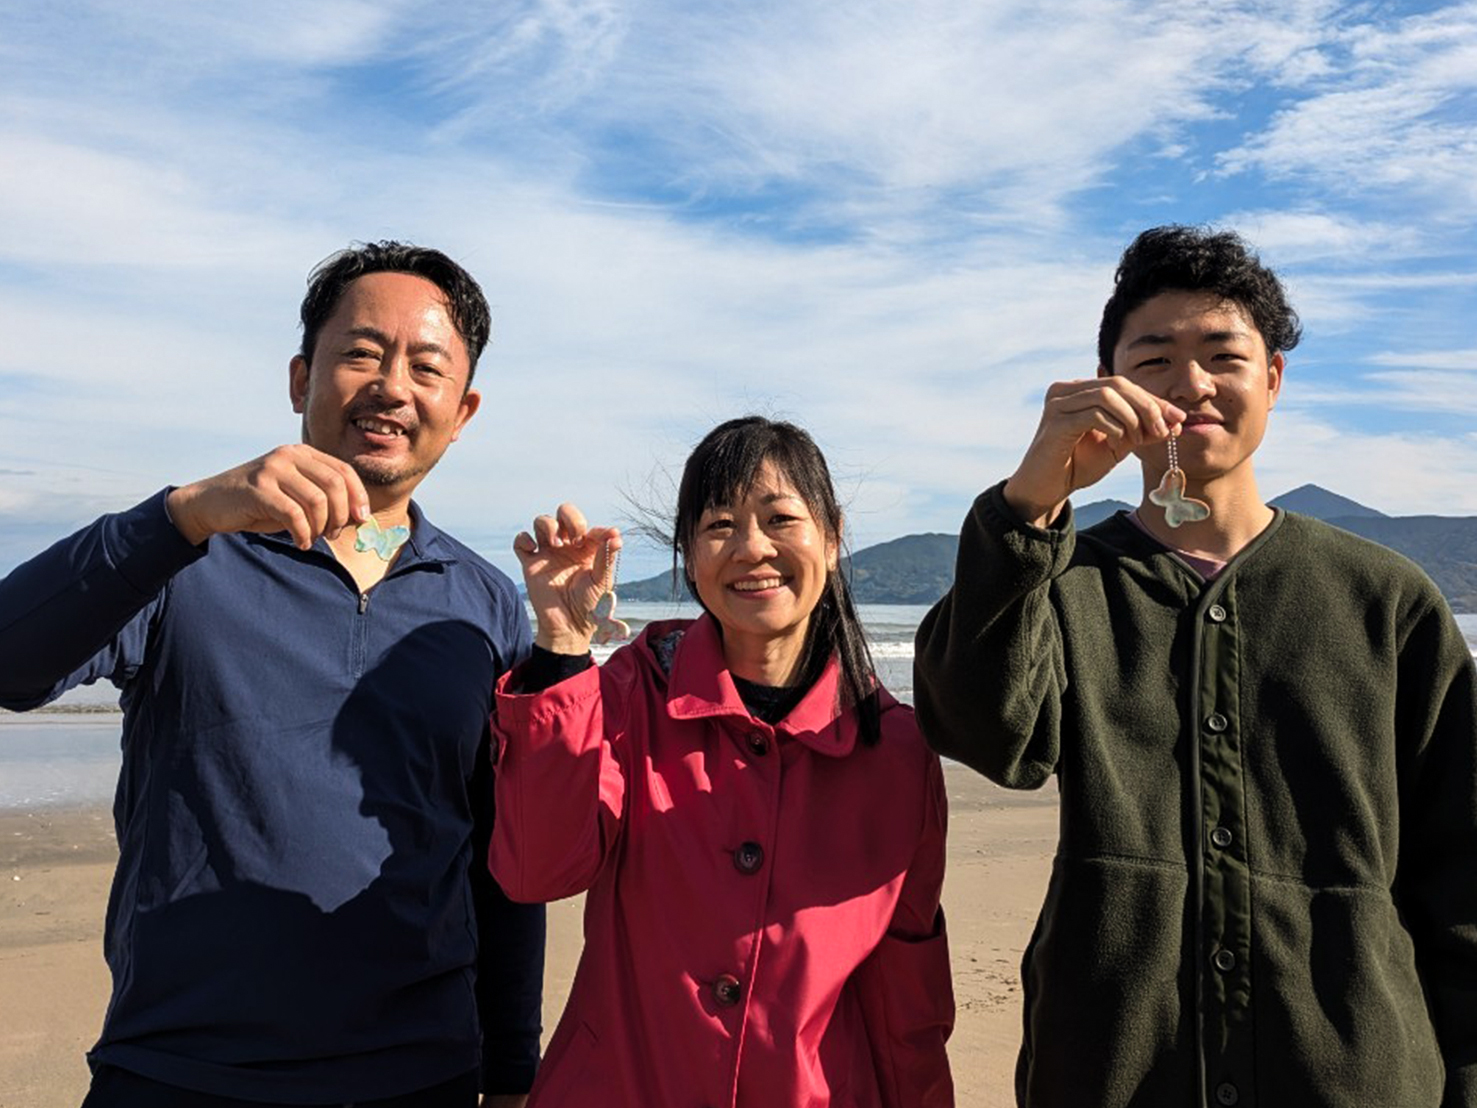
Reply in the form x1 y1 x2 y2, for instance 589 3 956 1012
0 242 543 1107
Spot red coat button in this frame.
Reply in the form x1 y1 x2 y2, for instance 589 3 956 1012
713 973 742 1007
733 842 764 874
745 731 770 756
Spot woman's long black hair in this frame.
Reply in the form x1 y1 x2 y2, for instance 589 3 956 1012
673 417 882 746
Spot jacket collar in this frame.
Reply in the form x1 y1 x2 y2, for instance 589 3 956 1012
255 500 457 569
1097 506 1287 580
660 614 861 758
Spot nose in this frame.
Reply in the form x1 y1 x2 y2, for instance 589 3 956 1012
731 519 777 563
1166 358 1214 404
370 351 413 403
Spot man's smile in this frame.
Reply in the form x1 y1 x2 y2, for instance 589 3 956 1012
352 416 410 439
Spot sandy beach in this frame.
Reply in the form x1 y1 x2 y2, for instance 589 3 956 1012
0 765 1057 1107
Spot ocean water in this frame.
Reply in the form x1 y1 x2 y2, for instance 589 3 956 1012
4 605 1474 811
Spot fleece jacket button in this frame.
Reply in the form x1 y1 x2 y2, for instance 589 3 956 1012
1213 948 1237 972
1206 712 1229 733
714 974 743 1007
733 842 765 874
1216 1081 1239 1105
1208 603 1228 622
745 731 770 757
1210 826 1233 848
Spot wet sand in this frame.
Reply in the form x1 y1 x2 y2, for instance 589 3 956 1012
0 766 1057 1107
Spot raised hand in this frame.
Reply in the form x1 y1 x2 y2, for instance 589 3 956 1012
1003 376 1184 527
513 503 623 654
166 445 371 550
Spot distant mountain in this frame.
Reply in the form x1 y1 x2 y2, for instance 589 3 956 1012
1076 498 1133 527
1269 484 1386 519
846 533 956 604
615 566 686 603
613 486 1477 612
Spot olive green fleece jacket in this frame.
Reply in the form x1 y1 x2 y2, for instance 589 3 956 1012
914 482 1477 1108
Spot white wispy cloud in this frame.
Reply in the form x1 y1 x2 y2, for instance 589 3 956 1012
403 0 1346 234
1217 2 1477 214
1369 348 1477 370
1222 209 1427 265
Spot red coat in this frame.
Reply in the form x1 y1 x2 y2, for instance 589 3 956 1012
490 616 954 1108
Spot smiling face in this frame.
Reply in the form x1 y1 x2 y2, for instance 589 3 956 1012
687 459 839 679
1106 289 1283 486
290 272 481 500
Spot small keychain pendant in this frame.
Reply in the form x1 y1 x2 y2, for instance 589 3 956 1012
590 542 631 645
355 516 411 561
1148 434 1210 529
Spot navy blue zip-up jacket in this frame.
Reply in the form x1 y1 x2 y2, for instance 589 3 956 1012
0 489 544 1103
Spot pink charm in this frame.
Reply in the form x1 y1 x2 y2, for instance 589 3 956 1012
1148 435 1210 529
591 591 631 646
589 542 631 645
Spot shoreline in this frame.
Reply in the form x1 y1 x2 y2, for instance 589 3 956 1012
0 769 1057 1107
0 706 123 717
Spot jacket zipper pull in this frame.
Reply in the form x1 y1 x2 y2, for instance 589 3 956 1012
358 592 369 614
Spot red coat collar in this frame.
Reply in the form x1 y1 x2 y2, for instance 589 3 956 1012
652 614 866 758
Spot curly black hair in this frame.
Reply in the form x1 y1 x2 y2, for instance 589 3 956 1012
1098 225 1301 369
299 241 491 384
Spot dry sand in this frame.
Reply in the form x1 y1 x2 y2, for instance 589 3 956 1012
0 765 1057 1107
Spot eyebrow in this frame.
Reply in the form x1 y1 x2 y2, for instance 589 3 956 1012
344 326 452 360
707 491 805 511
1124 328 1250 350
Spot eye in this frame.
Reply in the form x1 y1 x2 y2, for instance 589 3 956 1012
703 516 734 533
345 346 379 361
413 362 446 378
768 513 800 526
1132 357 1169 371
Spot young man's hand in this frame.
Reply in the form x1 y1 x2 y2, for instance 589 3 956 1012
1003 376 1184 528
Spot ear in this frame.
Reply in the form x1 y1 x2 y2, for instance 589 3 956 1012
1267 352 1285 410
449 387 481 442
1096 362 1112 379
289 355 310 413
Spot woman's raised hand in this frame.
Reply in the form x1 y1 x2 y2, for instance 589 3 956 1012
513 503 623 654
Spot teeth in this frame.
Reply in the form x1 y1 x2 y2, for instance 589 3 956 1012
733 578 783 592
355 419 404 436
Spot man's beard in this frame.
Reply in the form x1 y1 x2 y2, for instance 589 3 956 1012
353 457 429 487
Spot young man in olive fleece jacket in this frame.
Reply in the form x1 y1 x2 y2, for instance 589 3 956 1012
914 226 1477 1108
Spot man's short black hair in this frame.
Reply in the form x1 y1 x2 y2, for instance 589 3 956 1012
1098 226 1301 369
299 241 492 384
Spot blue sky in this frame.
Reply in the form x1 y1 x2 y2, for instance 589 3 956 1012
2 0 1475 579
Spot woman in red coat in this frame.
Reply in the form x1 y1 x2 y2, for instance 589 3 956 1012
490 417 954 1107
